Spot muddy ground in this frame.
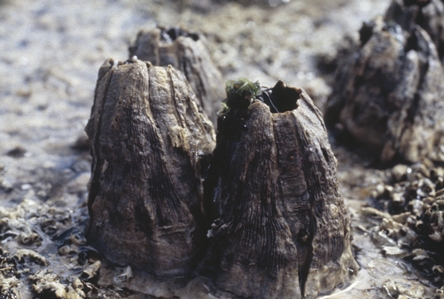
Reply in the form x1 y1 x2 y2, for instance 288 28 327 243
0 0 441 298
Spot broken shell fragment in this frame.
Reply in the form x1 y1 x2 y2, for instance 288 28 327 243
85 58 215 277
203 81 358 298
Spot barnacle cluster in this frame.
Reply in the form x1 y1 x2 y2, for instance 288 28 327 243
371 164 444 286
0 200 103 298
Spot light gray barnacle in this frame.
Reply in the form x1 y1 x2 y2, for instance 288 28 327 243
113 265 133 284
80 261 101 281
18 231 41 246
69 233 86 245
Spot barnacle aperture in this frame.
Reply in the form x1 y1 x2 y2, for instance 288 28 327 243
218 78 300 117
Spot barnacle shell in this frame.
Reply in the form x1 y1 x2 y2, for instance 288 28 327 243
81 261 101 281
203 82 358 298
325 14 444 164
113 265 133 284
85 58 215 276
129 27 225 125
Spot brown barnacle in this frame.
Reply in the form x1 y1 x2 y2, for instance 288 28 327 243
203 81 358 298
85 58 357 296
399 225 417 241
432 212 444 230
379 216 406 241
325 13 444 165
40 219 57 236
385 185 394 194
85 58 215 277
382 280 400 298
406 214 417 228
128 26 225 125
424 196 436 205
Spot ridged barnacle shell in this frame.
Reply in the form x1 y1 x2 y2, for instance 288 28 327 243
85 58 215 276
325 15 444 164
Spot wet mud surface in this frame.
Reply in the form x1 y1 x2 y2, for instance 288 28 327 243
0 0 441 298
